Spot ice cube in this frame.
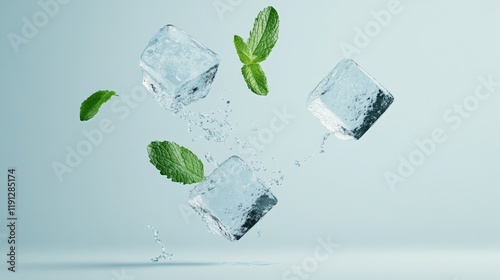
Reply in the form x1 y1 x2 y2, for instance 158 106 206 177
188 156 277 241
140 25 220 111
307 59 394 140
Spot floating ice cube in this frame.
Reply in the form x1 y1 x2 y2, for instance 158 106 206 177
188 156 277 241
140 25 220 111
307 59 394 140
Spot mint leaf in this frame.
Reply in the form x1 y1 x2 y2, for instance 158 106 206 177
80 90 116 121
234 6 279 96
242 64 268 96
147 141 204 185
247 6 279 63
234 35 253 64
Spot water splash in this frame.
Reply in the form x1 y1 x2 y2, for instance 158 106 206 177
147 225 173 262
172 98 286 189
176 99 235 143
319 132 332 154
205 152 219 167
266 170 285 187
294 153 317 167
224 100 233 127
295 132 333 167
246 155 285 188
251 160 264 172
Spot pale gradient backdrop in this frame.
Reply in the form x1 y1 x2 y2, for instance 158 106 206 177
1 0 499 279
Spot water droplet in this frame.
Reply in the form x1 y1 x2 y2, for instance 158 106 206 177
205 152 219 167
147 225 173 262
319 132 332 154
174 99 235 145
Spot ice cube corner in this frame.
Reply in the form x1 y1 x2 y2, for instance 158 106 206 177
307 59 394 140
140 25 220 111
188 156 277 241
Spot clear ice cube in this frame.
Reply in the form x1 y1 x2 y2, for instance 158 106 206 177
188 156 277 241
307 59 394 140
140 25 220 111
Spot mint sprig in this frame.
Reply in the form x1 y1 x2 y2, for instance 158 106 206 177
147 141 205 185
80 90 117 121
234 6 279 96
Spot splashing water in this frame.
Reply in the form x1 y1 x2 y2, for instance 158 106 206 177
270 174 285 186
172 98 286 189
251 160 265 172
205 152 219 167
294 153 314 167
147 225 173 262
265 158 285 187
295 132 333 167
266 170 285 187
251 159 283 185
319 132 332 154
177 99 235 143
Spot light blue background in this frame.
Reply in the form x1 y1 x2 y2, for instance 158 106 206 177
1 0 499 279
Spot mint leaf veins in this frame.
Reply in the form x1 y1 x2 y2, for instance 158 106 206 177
147 141 205 185
242 64 268 95
247 6 279 64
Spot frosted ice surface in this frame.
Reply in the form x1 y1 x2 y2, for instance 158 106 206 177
140 25 220 111
188 156 277 241
307 59 394 140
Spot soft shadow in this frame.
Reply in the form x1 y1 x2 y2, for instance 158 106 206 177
22 261 275 271
22 261 222 270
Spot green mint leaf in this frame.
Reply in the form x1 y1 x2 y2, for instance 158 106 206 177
234 35 253 64
147 141 204 185
234 6 279 96
80 90 117 121
242 64 268 96
247 6 279 63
